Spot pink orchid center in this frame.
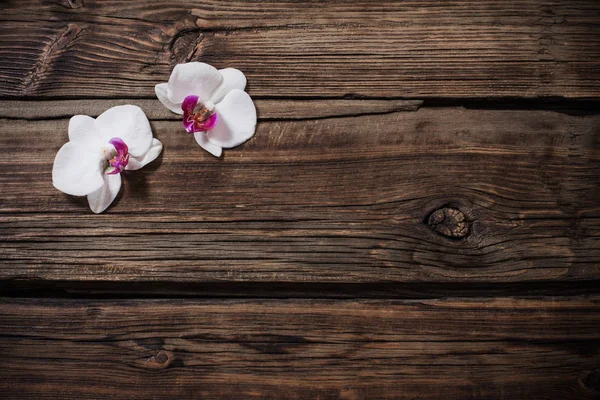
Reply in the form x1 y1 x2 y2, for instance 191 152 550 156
105 137 129 175
182 95 219 134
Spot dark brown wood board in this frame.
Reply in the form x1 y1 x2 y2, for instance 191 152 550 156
0 0 599 98
1 297 599 400
1 1 599 399
1 102 599 286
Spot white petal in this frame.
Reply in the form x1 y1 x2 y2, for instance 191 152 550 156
210 68 247 104
126 138 163 170
95 105 153 157
194 131 222 157
155 83 182 114
68 115 97 144
207 89 257 148
167 62 223 105
87 173 122 214
52 142 105 196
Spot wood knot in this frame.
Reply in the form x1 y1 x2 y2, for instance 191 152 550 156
170 29 204 64
155 351 169 364
59 0 84 9
581 369 600 391
146 350 173 369
427 207 469 239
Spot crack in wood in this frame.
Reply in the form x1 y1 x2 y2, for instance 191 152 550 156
535 3 567 92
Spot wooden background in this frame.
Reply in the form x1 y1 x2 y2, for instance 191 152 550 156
1 1 599 398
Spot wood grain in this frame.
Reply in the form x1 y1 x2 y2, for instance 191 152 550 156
0 98 423 120
1 102 599 286
1 1 600 397
0 297 599 399
0 0 599 98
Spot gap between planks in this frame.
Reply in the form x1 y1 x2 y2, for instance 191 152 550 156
2 98 600 121
4 279 600 300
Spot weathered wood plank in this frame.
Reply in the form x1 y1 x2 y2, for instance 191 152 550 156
0 297 598 399
0 0 598 98
0 104 599 286
0 98 423 120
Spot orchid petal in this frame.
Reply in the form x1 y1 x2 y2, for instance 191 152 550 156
167 62 223 105
95 105 152 157
68 115 97 144
155 83 182 114
211 68 247 104
87 173 122 214
52 142 105 196
126 139 163 170
207 89 257 148
194 131 222 157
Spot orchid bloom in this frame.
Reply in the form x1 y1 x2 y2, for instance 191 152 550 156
52 105 163 213
155 62 257 157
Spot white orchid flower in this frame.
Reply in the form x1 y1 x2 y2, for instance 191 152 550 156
52 105 163 213
155 62 257 157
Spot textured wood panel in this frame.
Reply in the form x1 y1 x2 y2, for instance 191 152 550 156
1 297 599 400
1 2 600 398
0 0 599 98
1 102 599 286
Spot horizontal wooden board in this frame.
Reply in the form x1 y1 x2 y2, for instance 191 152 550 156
0 297 599 399
0 0 599 98
1 102 599 287
0 98 423 120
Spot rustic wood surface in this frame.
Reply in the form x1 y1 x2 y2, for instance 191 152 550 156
1 297 600 400
1 102 600 286
0 0 599 399
0 0 599 98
